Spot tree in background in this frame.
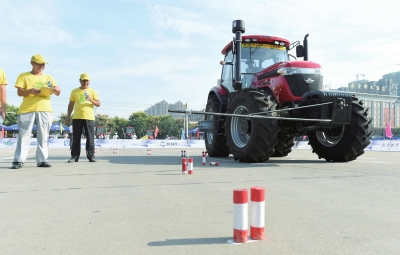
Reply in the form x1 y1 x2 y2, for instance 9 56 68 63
158 115 178 138
94 114 112 134
57 113 68 124
129 112 148 138
111 116 128 138
3 104 18 126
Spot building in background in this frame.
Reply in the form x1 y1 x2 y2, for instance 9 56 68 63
144 100 204 121
335 71 400 129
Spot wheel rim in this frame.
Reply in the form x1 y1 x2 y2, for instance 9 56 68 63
315 127 345 147
206 109 214 145
230 106 250 148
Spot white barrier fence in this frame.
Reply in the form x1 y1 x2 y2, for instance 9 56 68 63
0 138 399 151
0 138 206 149
293 140 400 152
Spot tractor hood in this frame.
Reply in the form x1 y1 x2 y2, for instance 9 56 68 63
260 61 322 75
255 60 324 100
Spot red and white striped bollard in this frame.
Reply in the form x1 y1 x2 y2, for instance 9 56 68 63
250 186 265 240
182 158 187 174
233 189 248 243
188 158 193 174
202 151 206 166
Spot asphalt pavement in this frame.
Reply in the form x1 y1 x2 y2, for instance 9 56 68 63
0 147 399 255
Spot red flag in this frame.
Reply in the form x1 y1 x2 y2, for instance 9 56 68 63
385 124 393 139
196 128 200 140
155 126 159 138
1 126 3 138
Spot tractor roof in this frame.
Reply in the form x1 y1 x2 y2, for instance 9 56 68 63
221 35 290 55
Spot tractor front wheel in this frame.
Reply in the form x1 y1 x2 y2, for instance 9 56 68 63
226 89 280 163
308 97 373 162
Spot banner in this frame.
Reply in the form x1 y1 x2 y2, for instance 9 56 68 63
1 138 399 151
0 138 206 149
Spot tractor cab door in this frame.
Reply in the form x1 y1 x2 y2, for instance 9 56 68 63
220 50 234 92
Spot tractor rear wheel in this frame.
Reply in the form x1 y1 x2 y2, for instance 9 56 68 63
226 89 280 163
271 135 295 157
308 97 373 162
204 96 230 157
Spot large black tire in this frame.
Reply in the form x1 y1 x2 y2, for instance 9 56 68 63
204 96 230 157
226 89 280 163
308 97 373 162
271 135 295 157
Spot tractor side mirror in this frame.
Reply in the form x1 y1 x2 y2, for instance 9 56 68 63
296 45 304 58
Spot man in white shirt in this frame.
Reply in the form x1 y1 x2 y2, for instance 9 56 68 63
113 133 119 139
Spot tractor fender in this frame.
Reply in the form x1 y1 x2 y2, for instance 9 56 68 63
209 86 228 106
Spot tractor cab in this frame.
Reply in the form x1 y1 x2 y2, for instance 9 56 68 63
220 35 291 91
96 126 104 137
147 130 155 140
125 126 135 139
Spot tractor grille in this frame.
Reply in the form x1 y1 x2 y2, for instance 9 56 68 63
285 74 322 97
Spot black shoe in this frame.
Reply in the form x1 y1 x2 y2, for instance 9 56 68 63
37 162 52 167
11 162 24 169
68 157 79 163
88 158 96 162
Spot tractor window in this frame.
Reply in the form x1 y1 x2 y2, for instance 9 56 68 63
242 43 288 68
221 50 233 90
240 43 289 88
261 49 289 68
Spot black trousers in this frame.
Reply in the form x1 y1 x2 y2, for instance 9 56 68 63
71 119 95 159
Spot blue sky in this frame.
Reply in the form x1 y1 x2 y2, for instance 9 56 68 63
1 0 399 119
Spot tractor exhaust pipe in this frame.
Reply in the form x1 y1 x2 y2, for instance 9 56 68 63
232 20 245 90
303 34 309 61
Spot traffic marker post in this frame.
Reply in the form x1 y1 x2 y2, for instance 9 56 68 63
188 158 193 174
182 158 187 174
250 186 265 240
202 151 206 166
233 189 248 243
210 162 219 166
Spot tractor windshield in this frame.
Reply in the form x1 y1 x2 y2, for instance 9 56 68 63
241 43 288 88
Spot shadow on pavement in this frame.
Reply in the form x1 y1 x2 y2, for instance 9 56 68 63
148 237 231 246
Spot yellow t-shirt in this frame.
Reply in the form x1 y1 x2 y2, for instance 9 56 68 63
15 72 57 114
70 87 99 120
0 68 8 85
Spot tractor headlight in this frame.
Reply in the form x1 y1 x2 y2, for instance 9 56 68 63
277 67 301 76
277 67 323 76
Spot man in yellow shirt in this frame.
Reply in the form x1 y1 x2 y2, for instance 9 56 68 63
0 68 7 122
66 73 100 163
12 54 61 169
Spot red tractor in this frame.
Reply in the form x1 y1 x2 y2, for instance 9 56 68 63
147 130 155 140
199 20 372 163
124 126 135 139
